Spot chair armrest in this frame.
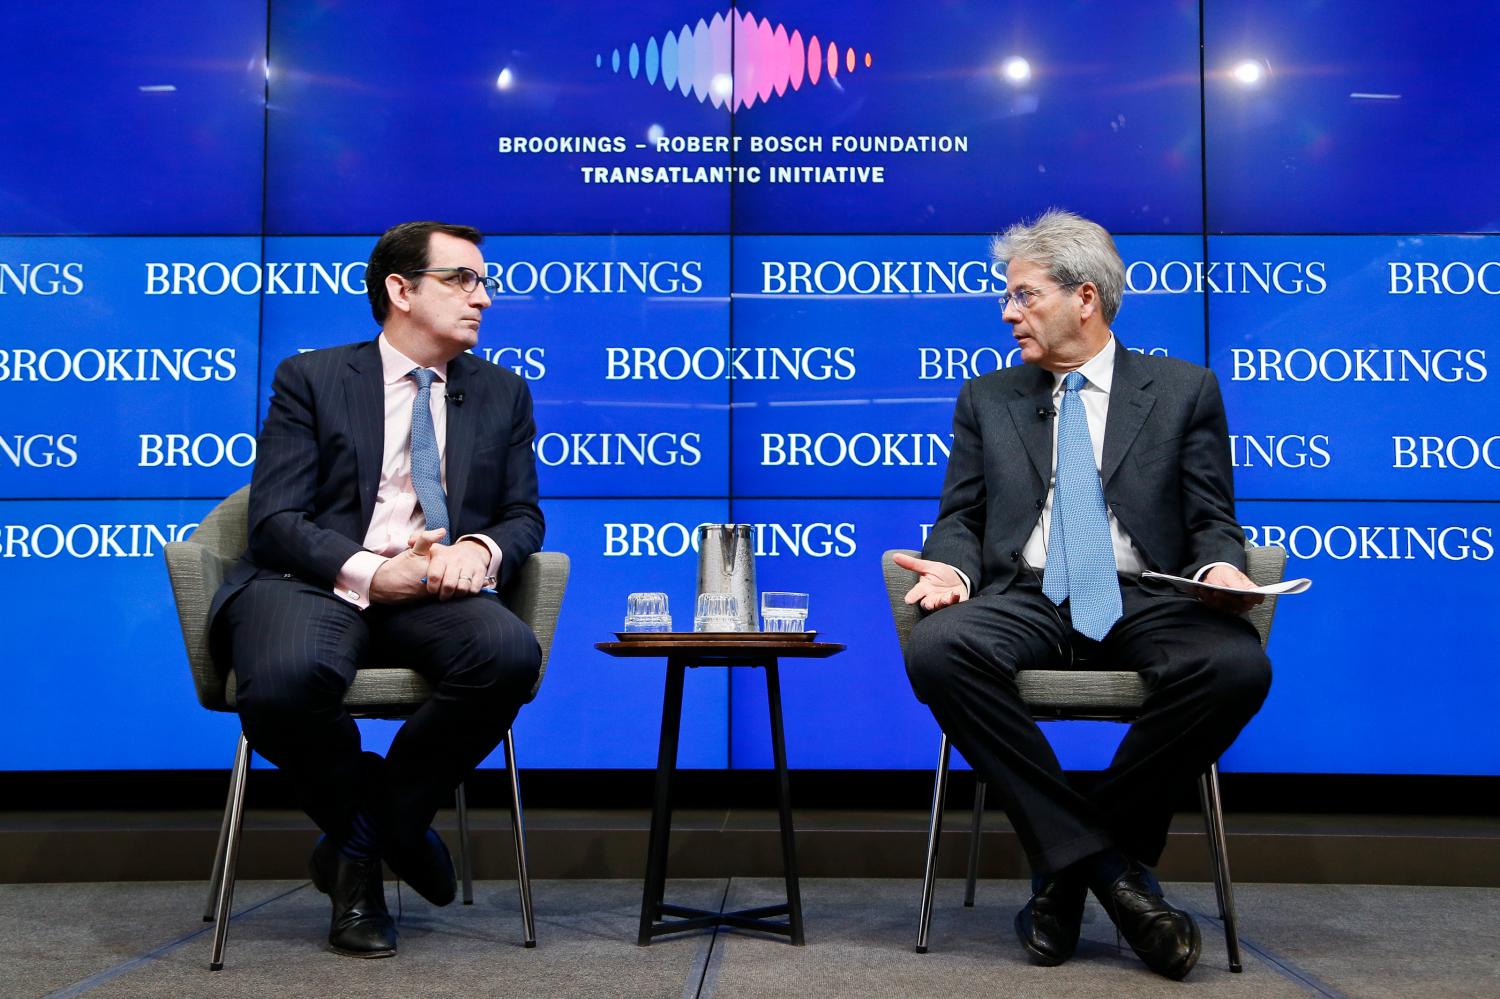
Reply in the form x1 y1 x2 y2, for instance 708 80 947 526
1242 543 1288 650
882 549 922 656
505 551 570 698
164 540 233 711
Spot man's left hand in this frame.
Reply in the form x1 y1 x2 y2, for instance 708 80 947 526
421 534 491 601
1197 564 1264 614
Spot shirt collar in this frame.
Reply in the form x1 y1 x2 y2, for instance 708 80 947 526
378 333 447 386
1051 334 1116 396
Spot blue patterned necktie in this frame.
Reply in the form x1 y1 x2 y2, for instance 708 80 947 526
407 368 450 537
1042 371 1122 641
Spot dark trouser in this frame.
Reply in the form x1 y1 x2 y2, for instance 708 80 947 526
905 576 1270 874
216 576 541 848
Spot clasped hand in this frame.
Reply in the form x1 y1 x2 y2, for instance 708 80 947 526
369 529 491 604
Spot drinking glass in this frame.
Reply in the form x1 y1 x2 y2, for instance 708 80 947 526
760 591 809 632
694 592 740 632
624 592 672 632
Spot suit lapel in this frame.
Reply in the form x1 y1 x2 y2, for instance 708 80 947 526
1102 345 1157 486
1005 364 1055 485
344 341 385 531
443 354 477 532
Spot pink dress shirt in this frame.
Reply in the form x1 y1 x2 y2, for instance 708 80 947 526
332 335 502 608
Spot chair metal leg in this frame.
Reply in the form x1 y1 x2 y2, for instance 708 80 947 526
963 781 986 907
209 732 251 971
455 783 475 906
916 733 953 953
1200 772 1228 921
1198 763 1242 973
202 744 239 922
504 730 536 948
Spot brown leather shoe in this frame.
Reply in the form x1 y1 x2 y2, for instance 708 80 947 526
1015 871 1087 965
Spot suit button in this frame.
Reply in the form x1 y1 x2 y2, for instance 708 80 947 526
1034 499 1044 510
1009 550 1021 561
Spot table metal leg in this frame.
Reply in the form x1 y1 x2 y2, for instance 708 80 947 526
638 659 687 945
764 660 804 945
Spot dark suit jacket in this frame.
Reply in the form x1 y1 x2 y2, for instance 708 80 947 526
922 344 1244 596
209 339 544 626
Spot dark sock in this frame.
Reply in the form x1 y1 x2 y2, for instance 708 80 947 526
1033 852 1107 892
339 809 379 862
1078 847 1130 891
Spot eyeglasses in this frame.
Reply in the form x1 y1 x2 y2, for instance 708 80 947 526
405 267 500 296
998 281 1081 311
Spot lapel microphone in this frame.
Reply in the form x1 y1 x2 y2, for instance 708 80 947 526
445 390 465 406
1037 406 1056 419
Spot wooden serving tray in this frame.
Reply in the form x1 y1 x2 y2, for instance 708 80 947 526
613 630 816 643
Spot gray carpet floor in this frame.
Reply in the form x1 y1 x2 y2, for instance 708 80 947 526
3 879 1497 998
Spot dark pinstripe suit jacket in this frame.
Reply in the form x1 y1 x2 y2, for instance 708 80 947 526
921 343 1245 596
209 338 544 626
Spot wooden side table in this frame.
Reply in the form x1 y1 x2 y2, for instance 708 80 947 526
595 635 844 946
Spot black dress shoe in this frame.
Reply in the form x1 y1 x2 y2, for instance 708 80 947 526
309 837 397 958
384 827 457 907
1015 871 1087 966
1091 862 1200 980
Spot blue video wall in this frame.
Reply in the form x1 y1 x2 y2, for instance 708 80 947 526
3 0 1498 775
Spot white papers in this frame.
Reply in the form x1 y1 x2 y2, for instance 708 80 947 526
1139 571 1312 597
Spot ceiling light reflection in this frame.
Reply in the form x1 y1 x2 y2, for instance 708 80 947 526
1233 59 1267 87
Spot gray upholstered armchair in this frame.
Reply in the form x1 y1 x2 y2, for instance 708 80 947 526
883 544 1286 971
165 485 569 969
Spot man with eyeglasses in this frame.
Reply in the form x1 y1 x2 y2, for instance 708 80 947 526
210 221 543 958
898 210 1269 981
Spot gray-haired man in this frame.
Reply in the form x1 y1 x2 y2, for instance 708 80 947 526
899 210 1269 980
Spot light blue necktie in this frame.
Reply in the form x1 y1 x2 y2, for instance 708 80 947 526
407 368 450 537
1041 371 1122 641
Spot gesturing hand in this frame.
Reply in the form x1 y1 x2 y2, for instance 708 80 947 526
893 552 969 612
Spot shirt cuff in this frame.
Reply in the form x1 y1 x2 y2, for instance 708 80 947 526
953 567 972 598
1194 561 1235 582
458 534 503 585
334 550 387 609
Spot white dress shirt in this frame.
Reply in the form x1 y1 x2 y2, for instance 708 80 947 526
1021 336 1145 576
950 335 1229 597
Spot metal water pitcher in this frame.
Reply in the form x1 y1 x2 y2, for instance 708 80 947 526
695 524 758 632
